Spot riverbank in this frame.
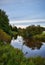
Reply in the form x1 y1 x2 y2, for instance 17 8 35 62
0 42 45 65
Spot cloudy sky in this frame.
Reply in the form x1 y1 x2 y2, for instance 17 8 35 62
0 0 45 27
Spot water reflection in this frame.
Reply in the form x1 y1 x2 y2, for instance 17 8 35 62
24 39 43 50
11 36 45 58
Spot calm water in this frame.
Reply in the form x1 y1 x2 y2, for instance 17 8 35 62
11 36 45 58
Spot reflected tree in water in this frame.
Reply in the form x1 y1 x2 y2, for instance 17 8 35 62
24 39 43 50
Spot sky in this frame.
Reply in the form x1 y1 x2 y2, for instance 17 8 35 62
0 0 45 28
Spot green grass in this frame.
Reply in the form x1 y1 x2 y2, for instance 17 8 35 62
0 42 45 65
33 32 45 42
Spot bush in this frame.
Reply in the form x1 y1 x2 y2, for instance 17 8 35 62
34 33 45 42
0 29 11 43
0 43 25 65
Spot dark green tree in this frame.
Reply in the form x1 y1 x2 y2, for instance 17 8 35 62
12 26 18 32
0 9 11 34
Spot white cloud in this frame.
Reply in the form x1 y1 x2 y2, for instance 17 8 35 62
9 19 45 28
10 19 45 24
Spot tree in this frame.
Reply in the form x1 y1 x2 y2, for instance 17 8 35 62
12 26 18 32
0 9 11 34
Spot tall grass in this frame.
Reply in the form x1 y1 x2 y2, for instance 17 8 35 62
0 42 45 65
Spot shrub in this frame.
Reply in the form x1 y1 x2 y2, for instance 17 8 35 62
33 33 45 42
0 43 25 65
0 29 11 43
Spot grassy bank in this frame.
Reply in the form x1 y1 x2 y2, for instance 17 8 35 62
0 42 45 65
33 32 45 42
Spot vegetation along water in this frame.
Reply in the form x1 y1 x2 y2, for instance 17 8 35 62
0 9 45 65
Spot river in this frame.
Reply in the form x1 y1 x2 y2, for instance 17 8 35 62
11 36 45 58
